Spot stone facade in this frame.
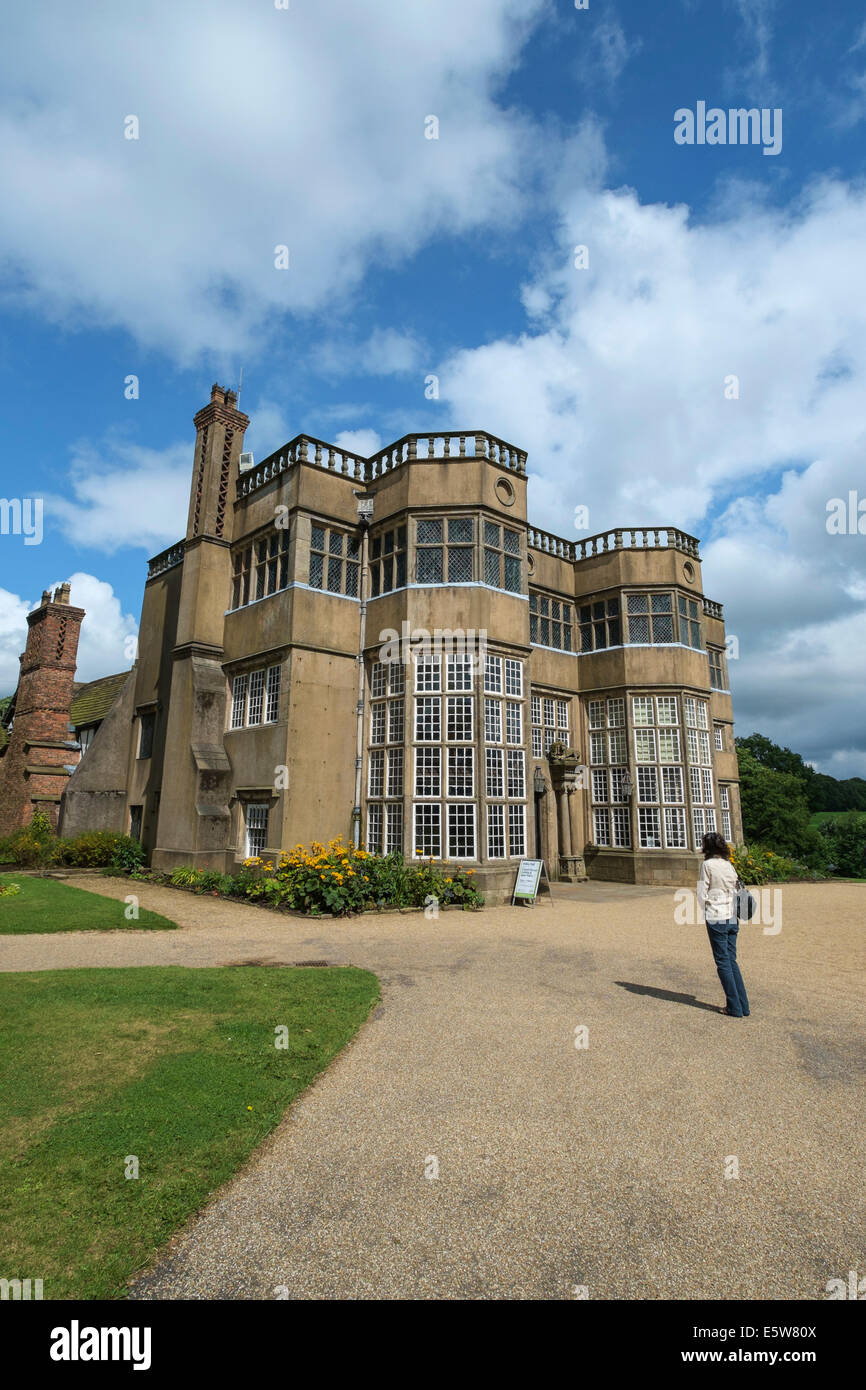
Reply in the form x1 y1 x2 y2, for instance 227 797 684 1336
61 384 742 899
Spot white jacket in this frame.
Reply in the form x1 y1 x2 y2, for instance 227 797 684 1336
698 856 739 923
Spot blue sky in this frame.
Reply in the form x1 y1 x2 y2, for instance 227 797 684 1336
1 0 865 774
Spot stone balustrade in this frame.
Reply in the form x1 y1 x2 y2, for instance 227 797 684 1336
366 432 527 477
526 527 576 560
236 435 368 497
702 598 724 619
528 525 702 563
237 430 528 497
574 527 701 560
147 541 185 578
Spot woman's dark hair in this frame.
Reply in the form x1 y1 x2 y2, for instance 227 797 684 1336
702 832 730 859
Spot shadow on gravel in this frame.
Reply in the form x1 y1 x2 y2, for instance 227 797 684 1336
615 981 720 1014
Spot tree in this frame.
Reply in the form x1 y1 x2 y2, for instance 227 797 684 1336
816 814 866 878
735 748 825 866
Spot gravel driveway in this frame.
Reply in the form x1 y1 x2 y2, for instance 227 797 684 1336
1 876 863 1300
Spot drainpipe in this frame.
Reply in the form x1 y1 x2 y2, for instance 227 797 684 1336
352 496 374 847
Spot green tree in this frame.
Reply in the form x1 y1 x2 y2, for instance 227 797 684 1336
735 747 826 866
816 813 866 878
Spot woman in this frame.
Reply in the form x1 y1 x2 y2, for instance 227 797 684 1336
698 832 750 1017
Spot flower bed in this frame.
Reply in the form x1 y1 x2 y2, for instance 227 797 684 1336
117 837 483 917
730 843 827 885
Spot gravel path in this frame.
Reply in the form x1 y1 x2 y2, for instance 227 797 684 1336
2 876 863 1300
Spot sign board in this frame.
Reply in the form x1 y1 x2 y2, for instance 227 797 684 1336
512 859 549 906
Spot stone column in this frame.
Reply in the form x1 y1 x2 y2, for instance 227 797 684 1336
557 785 572 860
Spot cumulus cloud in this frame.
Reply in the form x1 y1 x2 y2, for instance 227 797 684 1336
47 440 192 554
312 328 426 380
0 0 546 363
434 169 866 773
0 573 137 694
334 429 383 458
0 588 31 696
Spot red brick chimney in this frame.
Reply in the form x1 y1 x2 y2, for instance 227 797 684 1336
0 583 85 835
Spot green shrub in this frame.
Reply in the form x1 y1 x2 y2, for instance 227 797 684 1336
731 844 827 884
815 812 866 878
0 812 61 869
61 831 122 867
111 836 146 872
169 866 202 888
0 819 147 872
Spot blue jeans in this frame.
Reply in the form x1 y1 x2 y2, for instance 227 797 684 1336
705 918 750 1016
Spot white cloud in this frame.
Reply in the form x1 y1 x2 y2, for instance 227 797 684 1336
582 17 642 87
334 429 383 458
47 440 192 554
730 0 776 90
0 588 31 696
0 0 547 362
0 573 137 693
434 167 866 774
312 328 426 380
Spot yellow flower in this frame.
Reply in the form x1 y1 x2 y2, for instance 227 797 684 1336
445 878 452 884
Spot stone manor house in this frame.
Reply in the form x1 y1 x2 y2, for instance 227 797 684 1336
55 384 741 900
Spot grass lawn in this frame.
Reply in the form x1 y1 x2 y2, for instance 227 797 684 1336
0 873 177 933
809 811 863 826
0 965 379 1299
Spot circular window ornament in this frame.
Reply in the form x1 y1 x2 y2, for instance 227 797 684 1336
494 477 515 506
683 561 695 583
527 553 535 576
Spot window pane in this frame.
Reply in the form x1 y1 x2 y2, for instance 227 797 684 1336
503 529 520 554
448 804 475 858
486 747 504 797
487 804 505 858
417 547 443 583
448 546 473 582
415 803 441 857
503 555 521 592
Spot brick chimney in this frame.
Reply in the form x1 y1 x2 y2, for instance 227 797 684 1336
0 584 85 835
185 383 250 545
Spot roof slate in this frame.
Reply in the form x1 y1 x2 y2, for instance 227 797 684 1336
69 671 129 729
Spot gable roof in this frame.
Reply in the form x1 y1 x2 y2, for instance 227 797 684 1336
69 671 129 729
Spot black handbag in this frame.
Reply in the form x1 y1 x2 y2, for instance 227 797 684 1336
735 877 757 921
